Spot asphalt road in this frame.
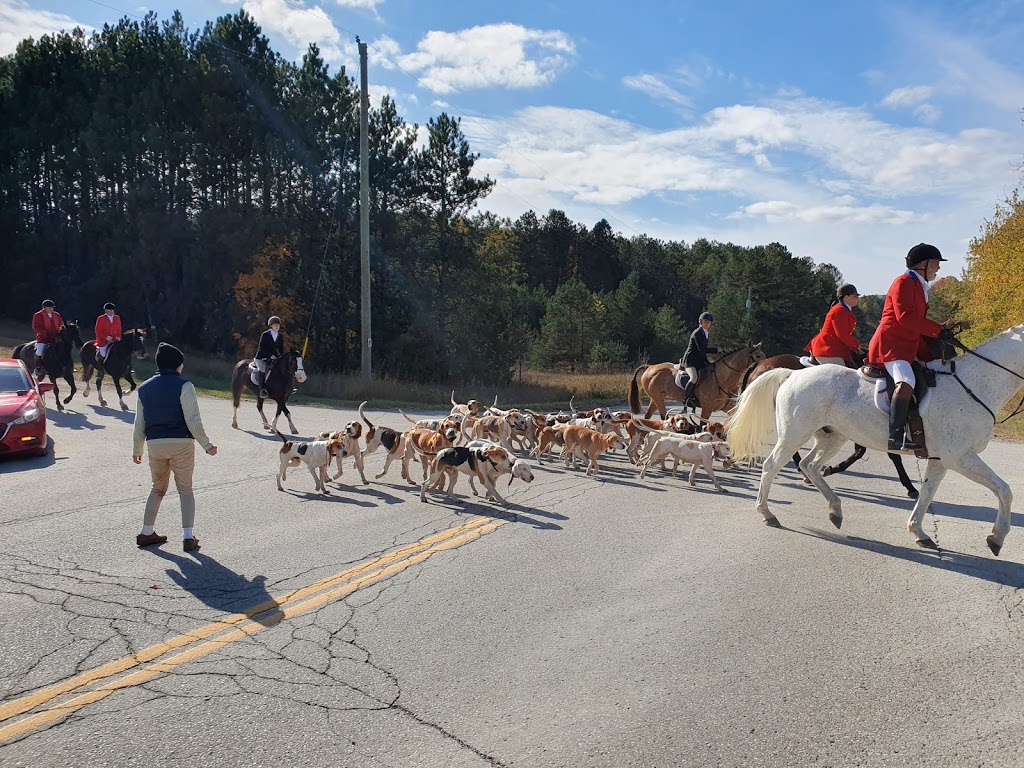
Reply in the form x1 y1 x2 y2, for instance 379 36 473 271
2 390 1024 767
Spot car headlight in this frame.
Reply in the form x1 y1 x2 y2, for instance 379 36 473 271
14 406 41 424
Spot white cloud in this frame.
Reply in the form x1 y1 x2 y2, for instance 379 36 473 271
737 200 918 225
236 0 343 63
393 23 576 94
881 85 933 108
0 0 86 56
622 73 692 109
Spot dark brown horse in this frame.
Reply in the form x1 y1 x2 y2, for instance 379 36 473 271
12 321 85 411
739 354 918 498
80 329 148 411
231 351 306 434
629 343 766 421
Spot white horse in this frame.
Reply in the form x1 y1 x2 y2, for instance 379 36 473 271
727 325 1024 555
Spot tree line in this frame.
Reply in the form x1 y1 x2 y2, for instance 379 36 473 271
1 9 864 383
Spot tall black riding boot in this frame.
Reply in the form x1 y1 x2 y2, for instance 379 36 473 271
257 371 268 398
888 395 921 452
682 380 695 408
95 356 106 376
33 354 44 380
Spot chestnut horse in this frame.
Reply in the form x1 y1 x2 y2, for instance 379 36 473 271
739 354 918 498
629 343 765 420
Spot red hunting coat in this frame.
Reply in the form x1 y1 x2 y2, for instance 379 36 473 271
868 272 943 364
806 302 859 363
32 309 63 343
95 314 122 346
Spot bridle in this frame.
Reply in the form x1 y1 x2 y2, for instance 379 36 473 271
711 346 762 398
938 336 1024 424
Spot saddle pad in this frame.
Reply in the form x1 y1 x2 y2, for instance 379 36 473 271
673 365 688 390
872 377 933 417
798 356 817 368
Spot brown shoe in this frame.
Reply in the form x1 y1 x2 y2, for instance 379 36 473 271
183 537 200 552
136 532 168 547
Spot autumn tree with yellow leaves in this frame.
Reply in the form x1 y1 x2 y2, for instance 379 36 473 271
232 240 309 357
959 191 1024 345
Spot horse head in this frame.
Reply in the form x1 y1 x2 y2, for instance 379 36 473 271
286 351 307 384
749 342 766 366
61 321 84 349
126 329 148 359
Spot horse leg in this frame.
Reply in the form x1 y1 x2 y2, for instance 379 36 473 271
96 372 107 407
906 460 948 550
257 398 272 430
62 365 77 405
282 403 298 435
755 429 817 527
888 453 919 499
114 378 128 411
822 444 866 477
49 374 64 412
82 363 93 397
944 452 1012 556
798 431 847 529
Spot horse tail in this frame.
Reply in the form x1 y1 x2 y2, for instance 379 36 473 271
726 368 795 462
628 365 648 415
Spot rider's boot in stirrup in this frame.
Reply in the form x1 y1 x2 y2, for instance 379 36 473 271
95 355 105 377
33 354 44 380
682 380 695 408
888 388 921 452
257 371 268 398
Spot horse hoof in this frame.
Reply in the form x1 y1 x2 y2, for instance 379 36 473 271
57 404 64 412
915 538 938 550
829 512 842 529
822 467 834 477
907 489 919 499
120 404 129 412
290 428 299 435
764 516 782 528
987 536 1002 557
99 400 107 407
232 423 239 430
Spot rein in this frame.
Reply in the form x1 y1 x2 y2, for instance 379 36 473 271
711 347 759 398
940 337 1024 424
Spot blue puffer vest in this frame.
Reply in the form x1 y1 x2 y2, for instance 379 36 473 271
137 370 193 441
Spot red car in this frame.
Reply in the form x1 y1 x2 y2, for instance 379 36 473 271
0 359 53 458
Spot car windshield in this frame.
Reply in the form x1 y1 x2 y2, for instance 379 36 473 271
0 367 32 393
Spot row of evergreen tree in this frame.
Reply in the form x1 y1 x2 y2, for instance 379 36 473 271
2 10 857 383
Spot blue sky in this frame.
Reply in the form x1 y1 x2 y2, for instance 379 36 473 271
4 0 1024 294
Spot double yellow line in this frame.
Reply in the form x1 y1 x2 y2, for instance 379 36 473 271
0 516 503 745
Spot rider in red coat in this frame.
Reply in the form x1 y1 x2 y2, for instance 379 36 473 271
868 243 954 452
31 299 63 379
806 284 861 366
94 302 123 373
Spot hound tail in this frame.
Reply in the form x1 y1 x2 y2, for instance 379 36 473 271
451 390 459 409
628 365 648 415
358 400 374 428
275 430 290 443
398 409 419 425
725 368 794 461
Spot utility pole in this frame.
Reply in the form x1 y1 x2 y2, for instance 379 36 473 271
358 38 372 383
745 286 752 313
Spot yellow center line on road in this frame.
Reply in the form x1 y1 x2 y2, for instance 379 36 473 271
0 516 502 744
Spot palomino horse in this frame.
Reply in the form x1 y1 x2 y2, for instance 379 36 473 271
230 351 307 434
80 329 148 411
629 343 765 420
740 353 918 499
727 325 1024 555
12 321 85 411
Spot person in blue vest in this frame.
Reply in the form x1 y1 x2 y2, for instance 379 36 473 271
680 311 719 406
254 316 286 397
132 343 217 552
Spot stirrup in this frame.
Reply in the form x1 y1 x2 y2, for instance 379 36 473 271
259 389 269 398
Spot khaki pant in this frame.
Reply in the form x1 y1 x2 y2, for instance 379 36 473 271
143 441 196 529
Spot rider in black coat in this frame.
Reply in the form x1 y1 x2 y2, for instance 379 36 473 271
680 311 719 405
254 316 285 397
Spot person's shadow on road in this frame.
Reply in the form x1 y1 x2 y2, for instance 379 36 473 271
151 549 278 625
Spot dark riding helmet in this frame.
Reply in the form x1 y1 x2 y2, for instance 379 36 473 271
41 299 55 308
699 311 714 322
837 283 859 299
905 243 947 269
268 316 282 326
103 302 115 311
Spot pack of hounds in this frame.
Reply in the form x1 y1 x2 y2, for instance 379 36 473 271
276 392 735 501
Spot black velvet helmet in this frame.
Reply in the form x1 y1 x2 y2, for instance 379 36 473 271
103 302 115 311
906 243 947 269
268 316 282 326
699 312 714 322
836 284 859 299
41 299 54 308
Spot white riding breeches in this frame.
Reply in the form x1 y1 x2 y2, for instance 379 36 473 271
684 366 698 385
884 360 915 387
96 344 109 359
35 343 46 356
254 359 268 373
816 356 847 366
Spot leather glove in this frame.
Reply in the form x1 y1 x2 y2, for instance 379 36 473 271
938 328 955 342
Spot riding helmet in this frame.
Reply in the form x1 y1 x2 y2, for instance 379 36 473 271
836 284 859 299
905 243 946 269
103 302 115 311
268 316 282 326
699 311 714 322
41 299 55 308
